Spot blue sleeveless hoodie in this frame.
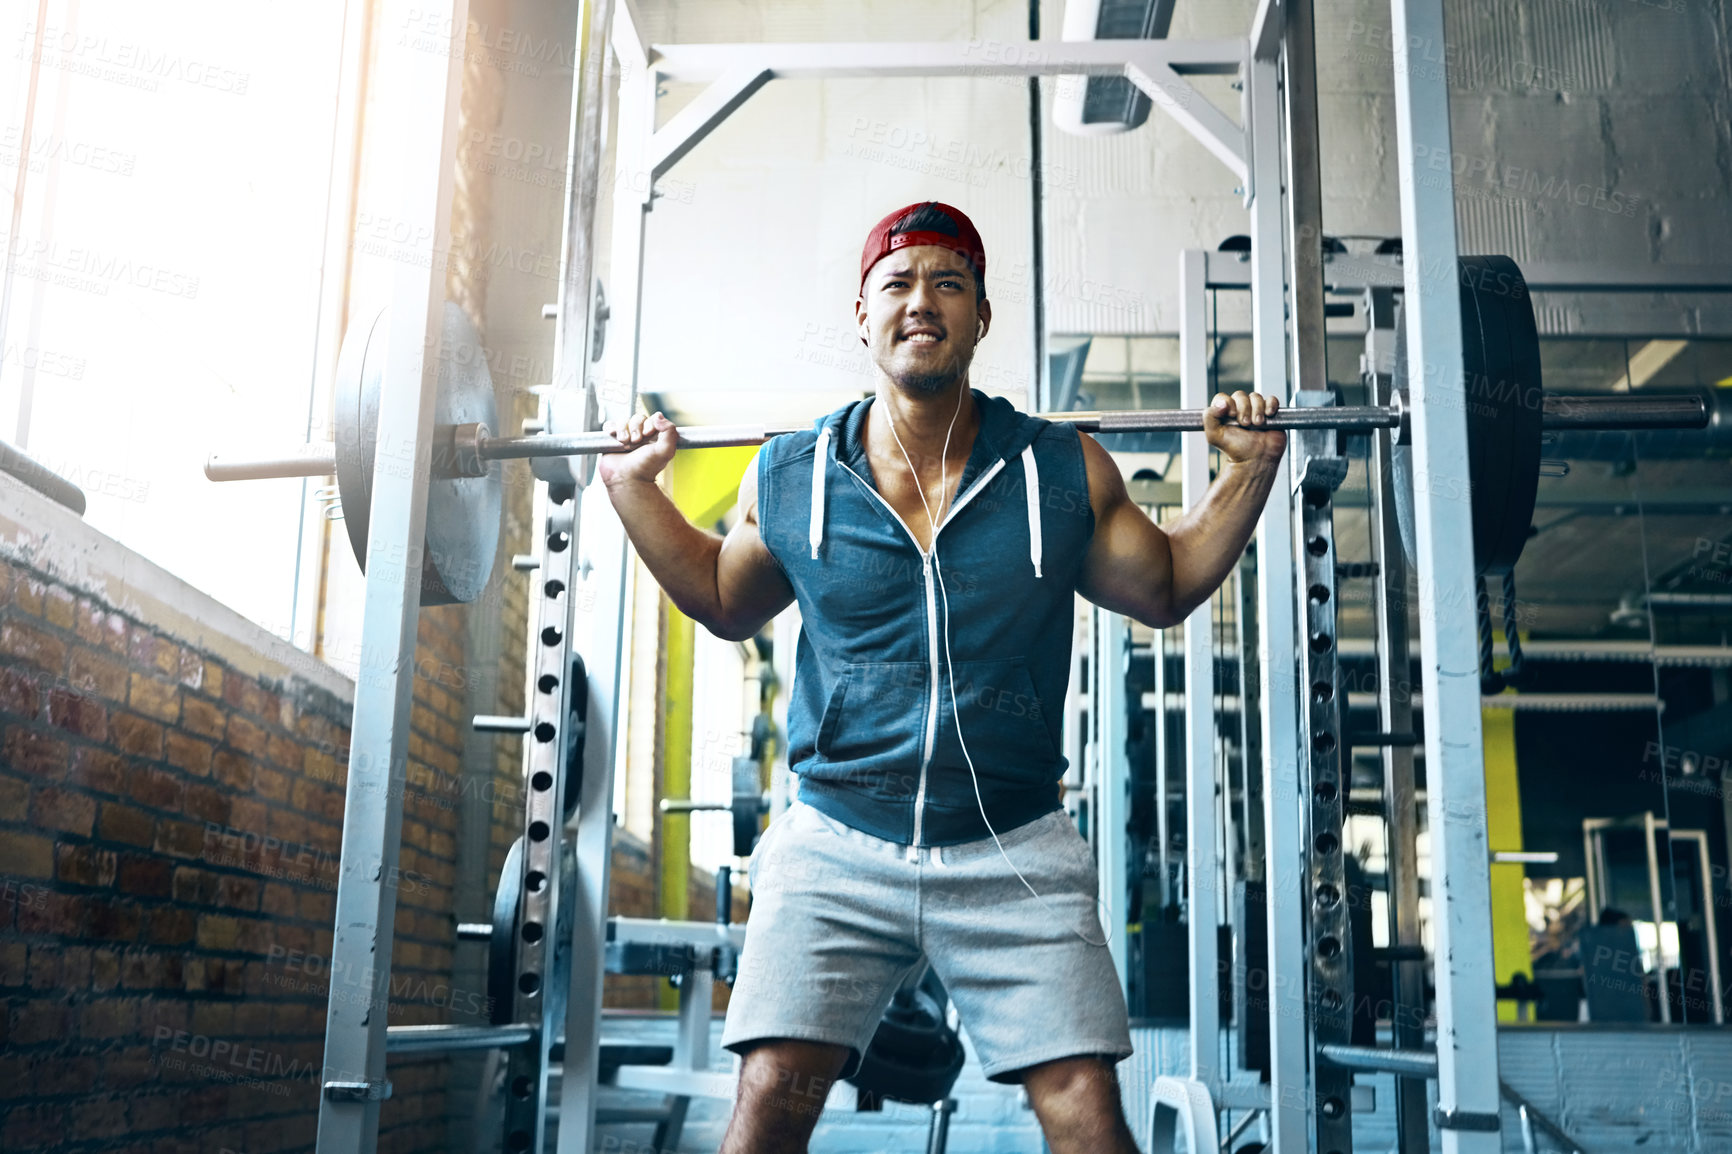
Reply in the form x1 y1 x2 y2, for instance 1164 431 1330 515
756 389 1095 846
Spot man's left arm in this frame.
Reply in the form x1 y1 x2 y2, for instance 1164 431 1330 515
1076 391 1287 629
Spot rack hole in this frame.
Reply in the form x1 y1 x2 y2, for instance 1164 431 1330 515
1306 536 1329 556
544 579 565 599
528 820 550 842
537 673 558 694
547 532 569 553
1315 780 1338 803
517 972 541 996
525 870 546 893
534 721 557 743
1311 681 1333 704
1317 936 1342 959
541 626 562 647
1315 832 1339 855
521 921 544 944
531 771 553 792
1309 583 1330 604
1315 883 1340 908
1309 631 1333 654
1313 731 1337 754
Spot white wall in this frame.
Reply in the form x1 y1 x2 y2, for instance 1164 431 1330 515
626 0 1043 423
621 0 1732 429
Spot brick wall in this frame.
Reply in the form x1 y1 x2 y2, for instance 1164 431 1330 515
0 555 490 1154
0 537 753 1152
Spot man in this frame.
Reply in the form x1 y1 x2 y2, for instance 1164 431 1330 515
601 202 1284 1153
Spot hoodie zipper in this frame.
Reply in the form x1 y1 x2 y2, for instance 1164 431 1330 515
834 454 1007 849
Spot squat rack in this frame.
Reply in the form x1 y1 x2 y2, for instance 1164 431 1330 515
307 1 1510 1152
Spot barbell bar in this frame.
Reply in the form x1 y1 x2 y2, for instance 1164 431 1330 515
204 391 1706 483
201 257 1712 604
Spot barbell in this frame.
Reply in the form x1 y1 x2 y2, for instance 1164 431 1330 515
205 259 1710 603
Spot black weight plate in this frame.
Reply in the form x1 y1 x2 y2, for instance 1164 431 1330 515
1390 256 1543 577
1458 257 1506 573
334 301 503 605
864 986 950 1060
849 1031 965 1105
564 654 587 821
1478 256 1542 575
488 836 524 1025
732 802 758 859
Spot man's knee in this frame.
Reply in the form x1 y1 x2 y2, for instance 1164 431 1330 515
1023 1056 1124 1117
736 1039 850 1117
720 1041 852 1154
1020 1057 1137 1153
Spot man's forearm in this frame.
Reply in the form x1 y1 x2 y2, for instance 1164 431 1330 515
1164 456 1282 619
602 477 727 626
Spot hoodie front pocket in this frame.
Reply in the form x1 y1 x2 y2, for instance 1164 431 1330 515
940 657 1061 774
814 661 929 768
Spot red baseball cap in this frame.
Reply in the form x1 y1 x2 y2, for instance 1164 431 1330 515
858 201 986 296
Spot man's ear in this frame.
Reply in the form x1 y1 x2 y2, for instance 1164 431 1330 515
855 296 869 346
976 297 992 340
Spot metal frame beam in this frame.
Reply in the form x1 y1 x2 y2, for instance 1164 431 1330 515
1095 609 1133 995
1366 287 1430 1152
648 37 1245 82
1250 0 1285 63
520 4 617 1153
1178 248 1220 1091
642 38 1248 184
1245 49 1308 1154
314 1 468 1150
647 66 774 182
1390 0 1502 1147
611 0 647 72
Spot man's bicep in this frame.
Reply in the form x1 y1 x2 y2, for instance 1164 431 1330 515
730 450 792 616
715 454 791 638
1075 434 1176 627
716 518 794 638
1079 499 1175 626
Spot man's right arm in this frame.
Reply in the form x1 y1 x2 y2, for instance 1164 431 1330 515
599 410 795 642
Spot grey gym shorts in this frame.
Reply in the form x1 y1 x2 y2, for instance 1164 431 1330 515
720 799 1134 1083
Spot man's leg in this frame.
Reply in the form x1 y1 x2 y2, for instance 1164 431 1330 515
719 803 924 1149
918 811 1138 1147
718 1039 850 1154
1021 1055 1140 1154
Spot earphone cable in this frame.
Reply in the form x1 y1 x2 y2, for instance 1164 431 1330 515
888 387 1112 948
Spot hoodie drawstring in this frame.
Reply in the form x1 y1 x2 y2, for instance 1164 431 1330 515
809 427 831 559
1021 444 1043 578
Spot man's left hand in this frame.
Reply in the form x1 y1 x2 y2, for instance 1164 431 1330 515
1204 390 1287 467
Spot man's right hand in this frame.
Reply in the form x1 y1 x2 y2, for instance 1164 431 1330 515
598 410 679 486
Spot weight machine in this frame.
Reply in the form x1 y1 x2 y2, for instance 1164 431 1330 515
204 0 1719 1151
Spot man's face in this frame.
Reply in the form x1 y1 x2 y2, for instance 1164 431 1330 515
855 244 991 395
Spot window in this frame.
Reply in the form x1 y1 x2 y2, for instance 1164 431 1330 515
1 1 357 643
